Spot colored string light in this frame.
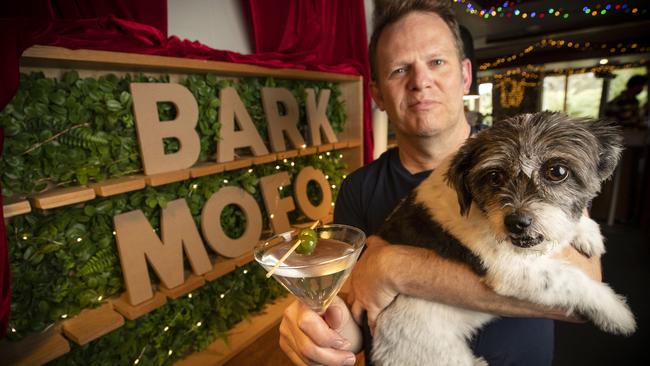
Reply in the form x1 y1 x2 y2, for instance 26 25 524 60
452 0 647 20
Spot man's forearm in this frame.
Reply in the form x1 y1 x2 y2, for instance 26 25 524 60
379 244 583 320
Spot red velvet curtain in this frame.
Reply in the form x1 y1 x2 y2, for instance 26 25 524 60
0 127 8 338
245 0 373 163
1 0 167 37
0 0 372 338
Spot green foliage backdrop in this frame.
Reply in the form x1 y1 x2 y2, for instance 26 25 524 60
0 71 349 365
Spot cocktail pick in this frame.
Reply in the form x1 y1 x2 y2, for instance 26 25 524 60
265 220 319 278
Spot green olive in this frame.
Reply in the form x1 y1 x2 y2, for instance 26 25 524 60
295 228 318 255
299 228 317 242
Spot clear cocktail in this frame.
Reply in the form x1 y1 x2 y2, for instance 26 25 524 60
254 224 366 314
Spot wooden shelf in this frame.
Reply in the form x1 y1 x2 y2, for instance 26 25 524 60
159 273 206 299
223 159 252 171
276 150 298 160
0 324 70 366
90 175 146 197
2 199 31 218
145 169 191 187
190 162 226 178
30 186 96 210
252 153 277 165
4 141 358 218
298 146 319 156
203 253 254 282
110 291 167 321
62 302 125 346
174 295 294 366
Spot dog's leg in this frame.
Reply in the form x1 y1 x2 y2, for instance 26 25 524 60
486 259 635 335
570 215 606 258
372 296 493 366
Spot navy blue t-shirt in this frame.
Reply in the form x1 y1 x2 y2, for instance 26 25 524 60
333 147 554 366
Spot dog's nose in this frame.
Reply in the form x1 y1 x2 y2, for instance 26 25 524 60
505 213 532 234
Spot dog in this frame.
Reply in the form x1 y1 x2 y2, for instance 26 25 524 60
370 112 636 366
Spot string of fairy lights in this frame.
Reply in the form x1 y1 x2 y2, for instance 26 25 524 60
477 60 648 108
479 39 650 71
452 0 648 20
478 60 648 84
10 149 350 364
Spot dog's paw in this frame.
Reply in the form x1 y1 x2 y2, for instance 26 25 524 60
586 291 636 335
474 356 489 366
572 217 605 257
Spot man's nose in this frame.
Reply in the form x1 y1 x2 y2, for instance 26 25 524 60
408 64 431 91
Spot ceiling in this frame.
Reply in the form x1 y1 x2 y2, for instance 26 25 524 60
453 0 650 73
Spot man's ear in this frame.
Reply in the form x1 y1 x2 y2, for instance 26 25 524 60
445 140 476 216
370 81 386 111
461 58 472 95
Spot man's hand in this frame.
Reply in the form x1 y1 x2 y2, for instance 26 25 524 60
554 244 602 282
279 296 361 365
348 235 398 332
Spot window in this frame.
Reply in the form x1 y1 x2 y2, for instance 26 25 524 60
478 82 493 125
542 72 603 117
541 75 566 112
566 72 603 118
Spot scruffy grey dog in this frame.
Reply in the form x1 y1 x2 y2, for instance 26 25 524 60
371 112 636 366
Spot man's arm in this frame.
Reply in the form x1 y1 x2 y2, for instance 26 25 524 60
349 235 601 330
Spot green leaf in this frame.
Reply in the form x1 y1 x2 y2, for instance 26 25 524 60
106 99 122 111
63 70 79 85
119 91 131 105
146 197 158 208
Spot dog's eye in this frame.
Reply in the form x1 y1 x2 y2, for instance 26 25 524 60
544 165 569 182
486 170 505 187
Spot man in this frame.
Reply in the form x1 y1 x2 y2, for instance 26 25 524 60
279 1 601 365
605 74 648 129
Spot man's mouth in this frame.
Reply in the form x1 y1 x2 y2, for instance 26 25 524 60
408 99 438 110
509 234 543 248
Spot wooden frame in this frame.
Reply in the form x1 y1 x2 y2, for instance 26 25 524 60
3 45 364 364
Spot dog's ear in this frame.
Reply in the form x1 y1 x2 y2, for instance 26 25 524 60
590 119 623 181
445 140 477 216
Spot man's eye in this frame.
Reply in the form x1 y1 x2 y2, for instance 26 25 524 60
431 59 444 66
392 67 407 75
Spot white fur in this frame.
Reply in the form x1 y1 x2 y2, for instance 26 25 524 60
371 158 636 366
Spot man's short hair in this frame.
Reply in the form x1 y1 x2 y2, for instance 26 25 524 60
627 75 648 89
369 0 465 82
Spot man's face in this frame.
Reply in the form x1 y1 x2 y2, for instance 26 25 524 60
371 12 471 138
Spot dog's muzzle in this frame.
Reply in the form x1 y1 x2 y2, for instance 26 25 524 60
505 213 543 248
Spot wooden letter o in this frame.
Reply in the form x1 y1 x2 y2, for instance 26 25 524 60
294 167 332 220
201 186 262 258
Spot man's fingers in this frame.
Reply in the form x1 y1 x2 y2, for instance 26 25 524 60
297 310 349 349
279 299 359 365
294 334 356 366
282 348 309 366
279 317 305 363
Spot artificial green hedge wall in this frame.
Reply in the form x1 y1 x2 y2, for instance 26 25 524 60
0 70 349 365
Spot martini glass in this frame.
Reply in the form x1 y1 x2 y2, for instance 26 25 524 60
254 224 366 314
